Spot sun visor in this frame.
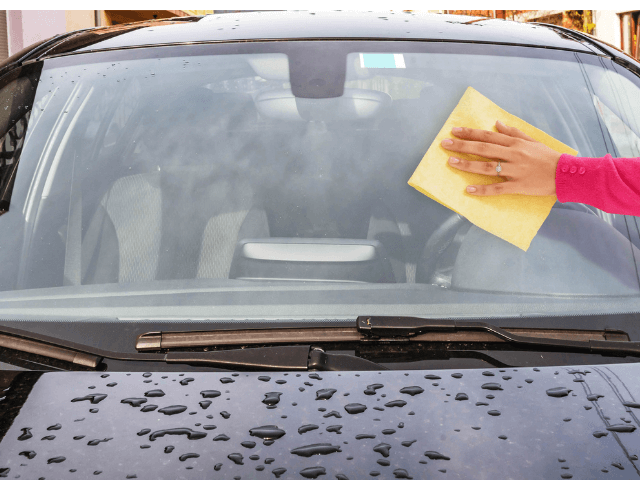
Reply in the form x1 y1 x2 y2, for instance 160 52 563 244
255 88 391 122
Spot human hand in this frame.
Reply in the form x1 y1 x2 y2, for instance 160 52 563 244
440 120 562 196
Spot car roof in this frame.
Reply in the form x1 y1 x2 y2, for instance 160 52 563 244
24 11 601 62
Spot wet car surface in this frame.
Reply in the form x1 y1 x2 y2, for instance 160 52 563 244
1 9 640 480
2 365 640 479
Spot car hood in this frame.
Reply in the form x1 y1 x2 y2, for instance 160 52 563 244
1 364 640 479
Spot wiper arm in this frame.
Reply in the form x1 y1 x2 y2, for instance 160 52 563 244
358 316 640 358
0 325 384 371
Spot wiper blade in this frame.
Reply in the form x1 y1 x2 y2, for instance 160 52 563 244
0 325 384 371
358 316 640 358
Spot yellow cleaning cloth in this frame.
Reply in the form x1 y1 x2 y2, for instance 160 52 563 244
408 86 578 251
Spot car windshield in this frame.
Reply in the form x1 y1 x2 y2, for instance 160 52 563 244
1 40 640 322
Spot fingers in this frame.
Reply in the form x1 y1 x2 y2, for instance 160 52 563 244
451 126 517 147
495 120 536 142
441 136 511 161
466 181 522 196
448 157 509 177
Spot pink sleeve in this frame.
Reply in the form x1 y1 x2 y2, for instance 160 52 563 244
555 153 640 216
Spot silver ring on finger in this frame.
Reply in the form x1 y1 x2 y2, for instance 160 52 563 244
496 161 502 176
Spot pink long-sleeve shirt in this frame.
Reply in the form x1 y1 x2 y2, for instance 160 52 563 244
555 153 640 216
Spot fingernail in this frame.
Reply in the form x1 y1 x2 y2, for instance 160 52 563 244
452 127 462 134
496 120 504 126
441 139 453 146
467 186 477 193
449 157 459 164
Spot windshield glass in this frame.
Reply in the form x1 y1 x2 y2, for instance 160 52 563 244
1 41 640 320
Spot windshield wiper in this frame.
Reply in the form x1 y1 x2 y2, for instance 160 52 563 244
0 325 384 371
135 315 638 359
357 316 640 358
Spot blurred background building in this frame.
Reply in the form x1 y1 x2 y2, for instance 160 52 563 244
0 10 639 62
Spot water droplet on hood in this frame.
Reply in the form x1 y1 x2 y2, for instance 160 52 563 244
424 451 450 460
384 400 407 408
364 384 384 395
228 453 244 465
213 434 230 441
373 443 391 457
291 443 342 457
47 423 62 431
87 438 113 446
18 451 36 460
356 434 376 439
345 403 367 414
258 376 271 382
488 410 501 416
179 453 200 461
399 386 423 396
158 405 187 415
200 390 221 398
220 411 231 419
272 467 287 478
164 446 175 453
141 405 157 412
326 425 343 434
47 456 66 464
150 428 207 441
587 394 604 401
424 374 441 380
451 373 463 378
592 431 608 438
72 394 107 404
299 424 319 434
481 383 503 391
220 377 234 384
393 468 413 479
323 410 342 418
249 425 286 440
546 387 572 398
606 424 636 433
316 389 337 400
179 378 194 386
199 400 212 409
144 389 165 397
18 428 33 441
121 398 147 407
455 393 469 401
262 392 282 406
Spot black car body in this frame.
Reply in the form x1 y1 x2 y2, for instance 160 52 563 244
2 11 640 479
